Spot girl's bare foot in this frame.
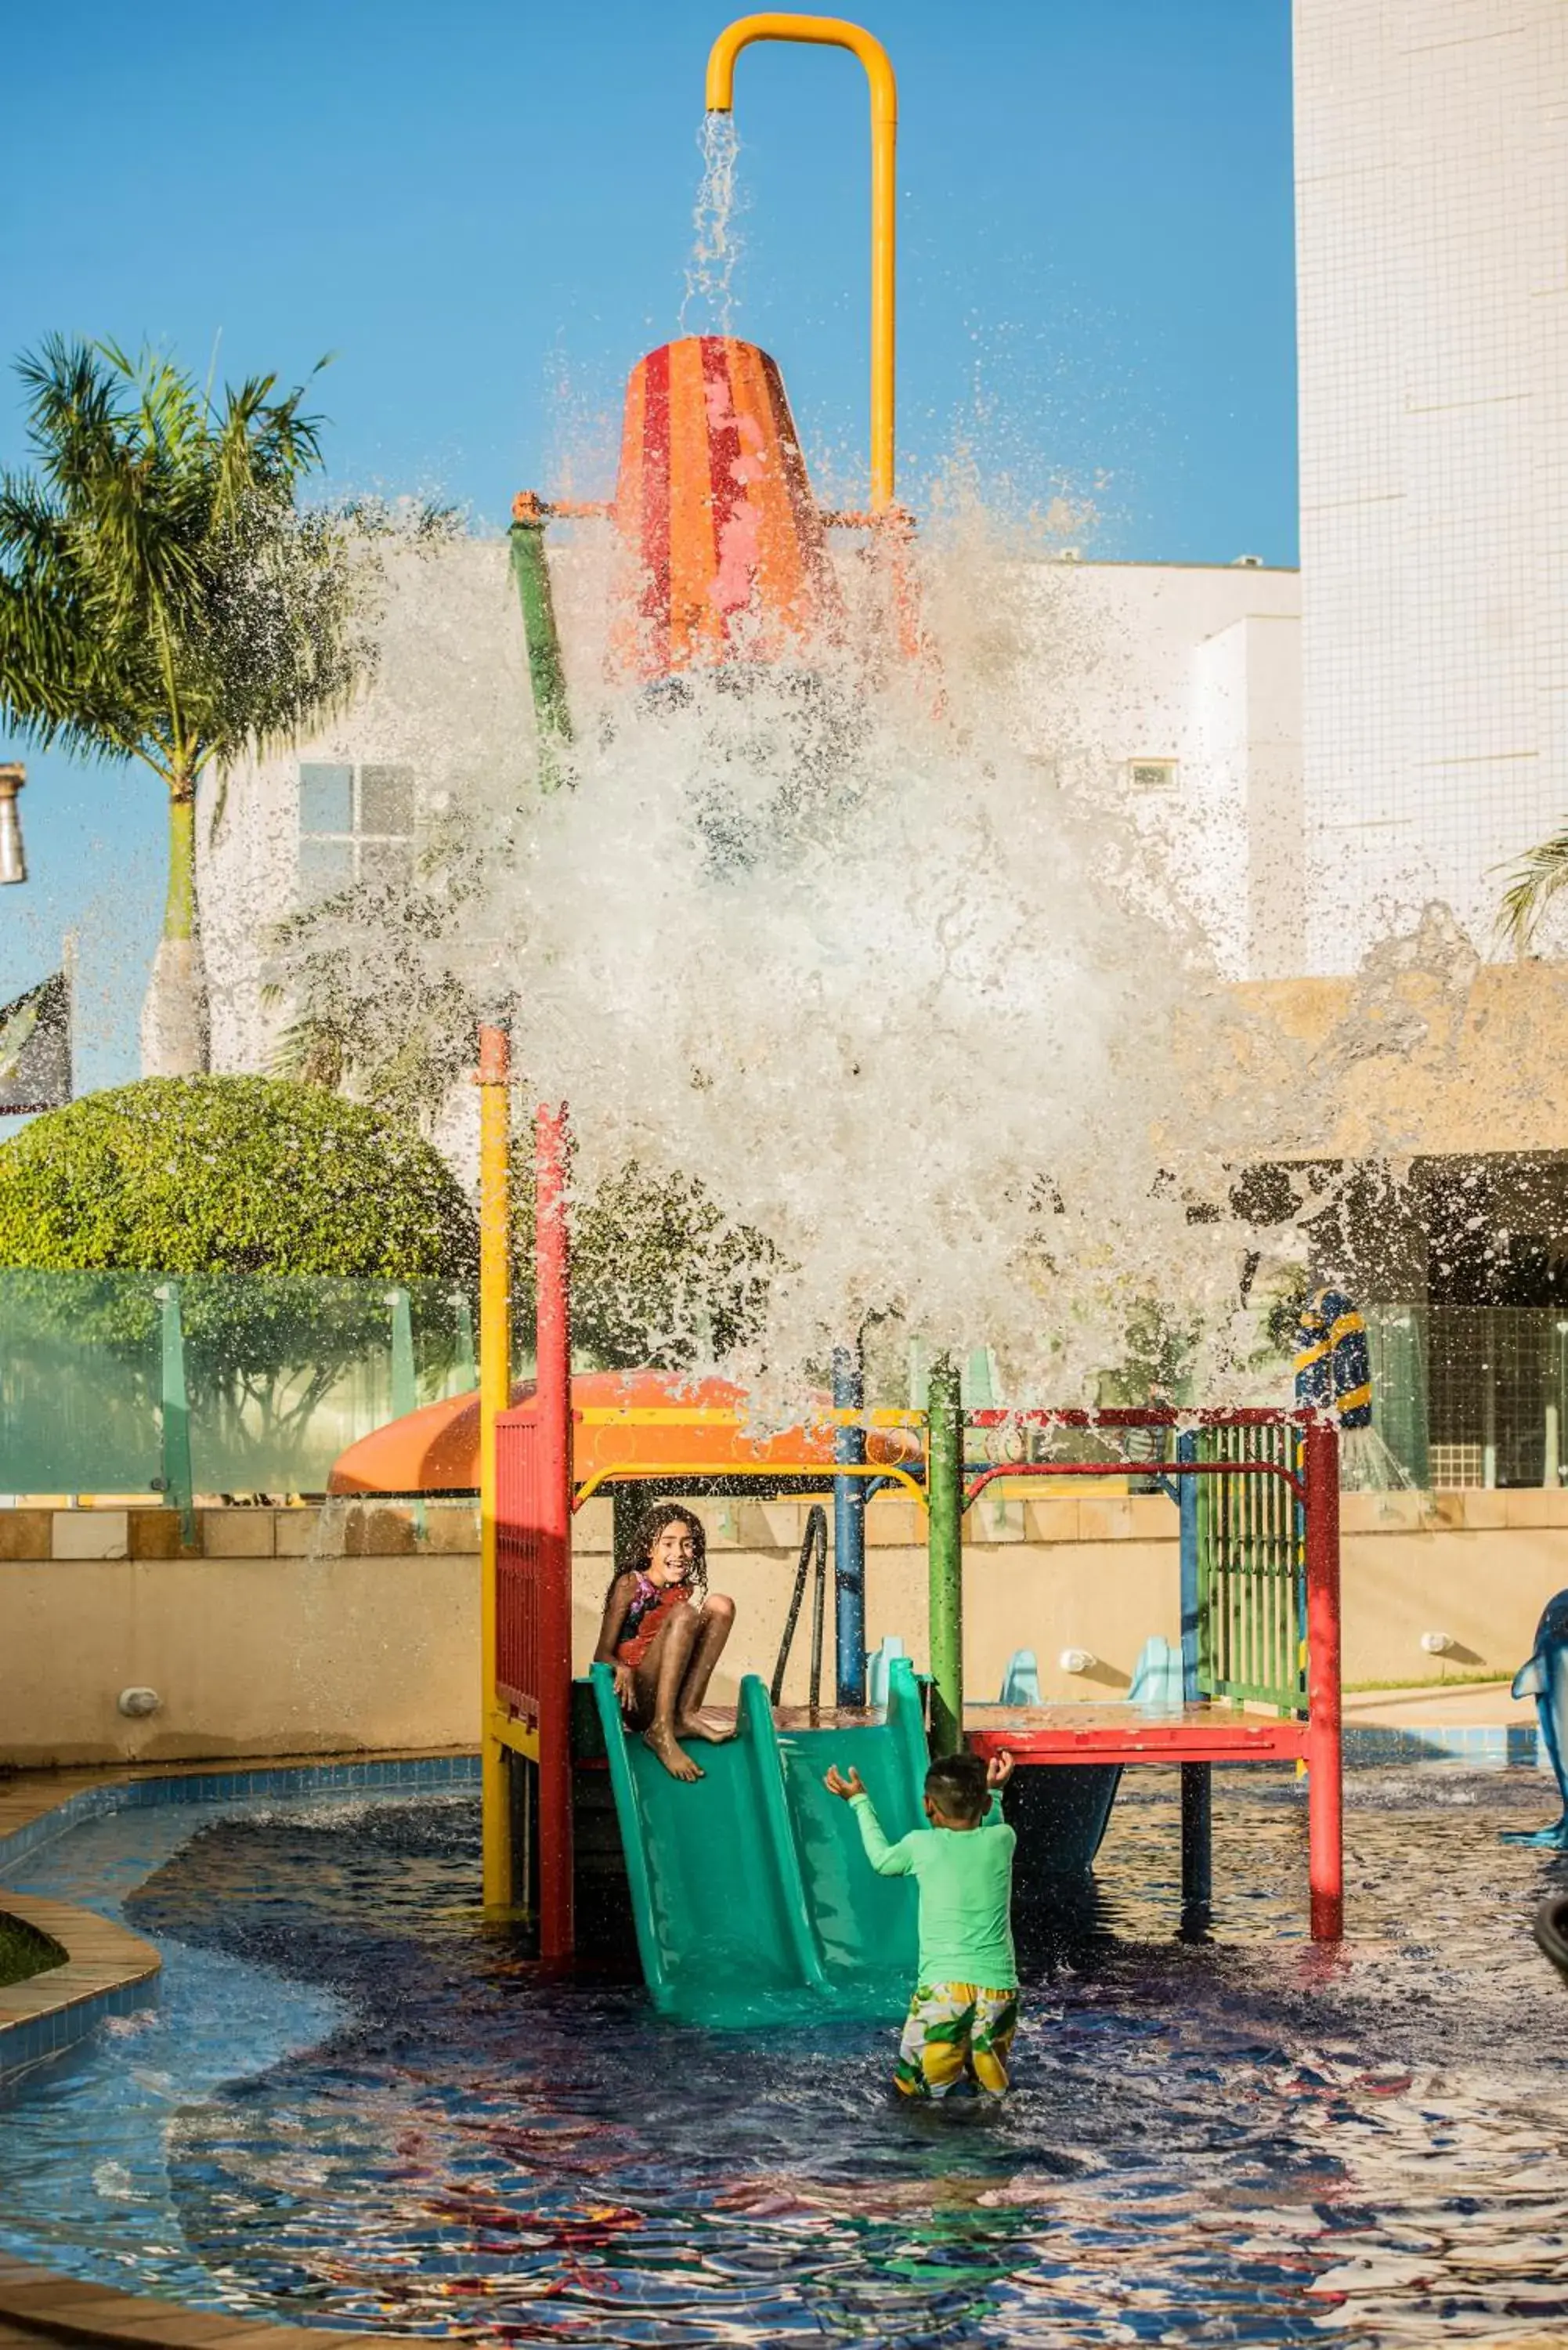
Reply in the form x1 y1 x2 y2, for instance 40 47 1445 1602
675 1711 735 1744
643 1723 703 1781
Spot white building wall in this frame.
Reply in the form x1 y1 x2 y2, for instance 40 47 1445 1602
1011 560 1302 980
1295 0 1568 970
201 537 530 1081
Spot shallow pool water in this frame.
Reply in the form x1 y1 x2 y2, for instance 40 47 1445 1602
3 1764 1568 2345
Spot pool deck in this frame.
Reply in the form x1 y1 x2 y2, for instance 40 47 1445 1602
0 2254 410 2350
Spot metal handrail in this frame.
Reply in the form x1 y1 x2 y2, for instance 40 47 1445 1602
770 1503 829 1707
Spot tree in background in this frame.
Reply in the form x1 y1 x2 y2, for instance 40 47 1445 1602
0 1076 475 1483
0 338 375 1076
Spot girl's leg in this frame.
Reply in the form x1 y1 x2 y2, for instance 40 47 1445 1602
674 1595 736 1739
632 1610 704 1780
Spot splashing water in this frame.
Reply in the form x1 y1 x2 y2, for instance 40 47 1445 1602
266 501 1344 1415
682 111 745 334
461 504 1328 1416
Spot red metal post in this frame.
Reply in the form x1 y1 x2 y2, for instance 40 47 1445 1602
534 1101 574 1959
1303 1417 1343 1940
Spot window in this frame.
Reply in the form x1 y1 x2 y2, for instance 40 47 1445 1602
298 763 415 902
1128 759 1179 792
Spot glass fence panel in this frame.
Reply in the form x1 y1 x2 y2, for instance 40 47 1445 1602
0 1272 478 1499
0 1271 164 1494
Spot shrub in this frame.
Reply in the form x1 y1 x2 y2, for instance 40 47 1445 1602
0 1079 476 1486
0 1076 474 1278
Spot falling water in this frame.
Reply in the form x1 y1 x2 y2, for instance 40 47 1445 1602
457 504 1330 1419
682 111 745 333
269 179 1360 1425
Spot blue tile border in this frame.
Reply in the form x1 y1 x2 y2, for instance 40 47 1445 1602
0 1751 480 1873
0 1753 479 2088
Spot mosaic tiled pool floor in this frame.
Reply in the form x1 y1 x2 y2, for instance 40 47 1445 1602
3 1763 1568 2345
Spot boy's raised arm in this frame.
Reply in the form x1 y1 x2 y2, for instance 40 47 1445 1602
851 1791 914 1875
824 1766 914 1875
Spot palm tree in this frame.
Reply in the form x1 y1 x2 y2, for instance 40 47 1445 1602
0 337 370 1074
1499 826 1568 954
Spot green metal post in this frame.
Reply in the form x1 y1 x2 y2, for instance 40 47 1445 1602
508 515 574 789
155 1281 194 1542
926 1354 963 1755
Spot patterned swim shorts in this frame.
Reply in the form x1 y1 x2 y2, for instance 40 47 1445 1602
894 1981 1019 2099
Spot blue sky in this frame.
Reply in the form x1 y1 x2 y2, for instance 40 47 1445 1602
0 0 1295 1090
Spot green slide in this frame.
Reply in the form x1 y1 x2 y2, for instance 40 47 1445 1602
591 1656 930 2027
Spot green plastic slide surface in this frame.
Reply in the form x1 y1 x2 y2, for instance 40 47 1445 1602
591 1658 929 2027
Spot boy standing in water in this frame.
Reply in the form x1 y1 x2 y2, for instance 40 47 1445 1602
825 1748 1017 2098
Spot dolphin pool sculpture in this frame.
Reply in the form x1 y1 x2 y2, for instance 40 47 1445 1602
1501 1588 1568 1848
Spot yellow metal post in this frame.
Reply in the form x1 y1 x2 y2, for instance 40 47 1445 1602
705 14 898 512
478 1017 514 1910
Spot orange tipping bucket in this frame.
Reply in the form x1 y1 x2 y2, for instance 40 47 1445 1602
613 335 842 683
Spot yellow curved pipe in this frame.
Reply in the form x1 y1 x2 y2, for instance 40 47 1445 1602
705 13 897 512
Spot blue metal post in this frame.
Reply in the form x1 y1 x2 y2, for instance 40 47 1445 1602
833 1341 867 1707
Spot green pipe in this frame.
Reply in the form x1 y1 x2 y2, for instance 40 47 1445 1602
508 519 574 790
926 1354 963 1755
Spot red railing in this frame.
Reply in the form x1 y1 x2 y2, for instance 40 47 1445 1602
496 1408 544 1722
493 1104 575 1959
961 1407 1342 1941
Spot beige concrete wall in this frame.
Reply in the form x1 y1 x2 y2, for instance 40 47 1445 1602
4 1489 1568 1766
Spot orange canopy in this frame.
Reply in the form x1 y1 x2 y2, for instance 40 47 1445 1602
328 1368 919 1496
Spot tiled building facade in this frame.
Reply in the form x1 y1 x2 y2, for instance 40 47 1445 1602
1295 0 1568 970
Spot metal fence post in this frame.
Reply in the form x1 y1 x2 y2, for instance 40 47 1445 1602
387 1287 417 1423
154 1282 194 1542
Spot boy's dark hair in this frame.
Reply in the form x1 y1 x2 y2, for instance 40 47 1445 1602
609 1499 709 1603
924 1751 989 1824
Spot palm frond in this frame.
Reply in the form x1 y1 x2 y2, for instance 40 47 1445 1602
1497 828 1568 951
0 334 375 794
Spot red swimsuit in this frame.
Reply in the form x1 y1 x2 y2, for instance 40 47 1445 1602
614 1578 692 1671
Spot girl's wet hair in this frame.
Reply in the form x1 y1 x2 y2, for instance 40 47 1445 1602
612 1499 709 1603
924 1752 989 1824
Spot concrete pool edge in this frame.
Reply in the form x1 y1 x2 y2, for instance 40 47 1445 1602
0 1893 158 2087
0 1749 479 2088
0 2251 413 2350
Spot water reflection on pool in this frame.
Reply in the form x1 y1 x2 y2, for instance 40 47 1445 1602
3 1763 1568 2345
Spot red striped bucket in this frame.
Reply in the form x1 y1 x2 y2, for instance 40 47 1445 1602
612 335 842 682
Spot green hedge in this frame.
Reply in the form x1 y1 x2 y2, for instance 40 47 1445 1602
0 1076 475 1279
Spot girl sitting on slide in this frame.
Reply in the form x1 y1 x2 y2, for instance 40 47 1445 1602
594 1502 735 1781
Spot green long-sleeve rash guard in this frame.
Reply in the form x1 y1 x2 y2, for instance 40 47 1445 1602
849 1790 1017 1990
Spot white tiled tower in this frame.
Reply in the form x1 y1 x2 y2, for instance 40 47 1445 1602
1295 0 1568 970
